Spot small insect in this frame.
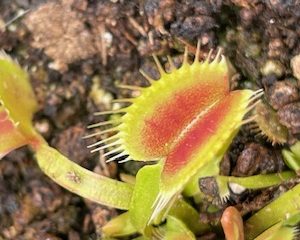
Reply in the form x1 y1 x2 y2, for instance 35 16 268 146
66 171 81 184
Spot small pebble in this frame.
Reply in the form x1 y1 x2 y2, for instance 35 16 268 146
267 79 299 110
232 143 284 176
34 119 51 138
291 54 300 82
278 102 300 135
261 59 284 78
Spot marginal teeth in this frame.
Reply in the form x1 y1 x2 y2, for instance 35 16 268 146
152 54 166 76
103 146 123 157
245 100 261 113
194 39 201 63
205 49 213 63
118 156 131 163
87 120 121 129
167 55 177 71
219 194 230 205
139 69 156 83
94 108 127 116
106 152 127 163
211 48 222 64
183 46 189 65
292 226 299 236
111 98 134 103
87 134 119 148
116 84 143 91
241 115 257 125
90 140 122 153
82 127 119 139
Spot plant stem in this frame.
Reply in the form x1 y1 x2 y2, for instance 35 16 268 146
35 144 133 210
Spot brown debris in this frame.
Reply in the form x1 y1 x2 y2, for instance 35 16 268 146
199 177 219 200
24 0 97 72
19 206 79 240
278 102 300 135
84 201 117 238
144 0 220 46
291 54 300 82
232 143 284 177
267 80 300 110
230 0 258 8
239 188 275 216
51 124 91 165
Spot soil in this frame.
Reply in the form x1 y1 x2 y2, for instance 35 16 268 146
0 0 300 239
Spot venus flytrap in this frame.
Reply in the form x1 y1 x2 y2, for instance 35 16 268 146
0 42 262 239
0 50 208 239
0 52 44 156
86 42 261 224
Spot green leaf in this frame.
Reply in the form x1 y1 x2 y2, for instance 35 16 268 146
282 142 300 172
35 144 133 210
0 53 43 157
132 237 150 240
169 199 210 235
283 213 300 227
290 142 300 159
245 183 300 239
254 222 297 240
163 216 196 240
102 212 137 237
129 163 161 234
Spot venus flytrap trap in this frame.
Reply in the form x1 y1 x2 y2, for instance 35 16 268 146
251 101 288 145
0 42 263 239
215 172 295 200
185 171 296 203
0 52 44 156
86 42 262 225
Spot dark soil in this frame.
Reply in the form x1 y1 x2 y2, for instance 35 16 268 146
0 0 300 239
